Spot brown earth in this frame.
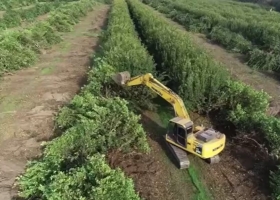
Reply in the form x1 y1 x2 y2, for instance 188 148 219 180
0 5 109 200
107 111 196 200
111 108 270 200
142 109 270 200
107 143 171 200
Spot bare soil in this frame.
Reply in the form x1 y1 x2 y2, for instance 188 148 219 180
107 144 171 200
107 111 196 200
142 109 270 200
0 5 109 200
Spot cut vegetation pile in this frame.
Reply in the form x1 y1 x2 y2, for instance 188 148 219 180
143 0 280 71
0 0 97 74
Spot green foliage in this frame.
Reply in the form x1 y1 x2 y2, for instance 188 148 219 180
143 0 280 71
127 0 280 197
224 81 269 115
0 0 97 74
271 166 280 200
18 1 150 199
130 0 280 152
221 81 280 151
0 0 37 10
19 154 141 200
127 0 229 112
209 26 252 54
18 64 149 199
48 0 95 32
101 0 155 75
94 0 158 110
0 2 60 29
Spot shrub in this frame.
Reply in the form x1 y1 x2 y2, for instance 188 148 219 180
0 0 97 74
93 0 158 110
127 0 229 112
0 2 60 29
143 0 280 71
18 1 150 199
19 154 141 200
127 0 280 197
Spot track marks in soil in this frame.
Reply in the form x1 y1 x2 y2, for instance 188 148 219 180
0 5 109 200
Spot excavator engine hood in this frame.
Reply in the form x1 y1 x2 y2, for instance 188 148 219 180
112 71 131 85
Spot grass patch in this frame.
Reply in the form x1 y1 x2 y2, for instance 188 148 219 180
83 31 100 37
188 165 214 200
156 106 214 200
0 96 22 112
40 65 55 75
60 41 72 53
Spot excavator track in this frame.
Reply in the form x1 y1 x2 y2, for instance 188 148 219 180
165 137 190 169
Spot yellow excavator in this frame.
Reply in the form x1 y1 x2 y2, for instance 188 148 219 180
112 71 226 169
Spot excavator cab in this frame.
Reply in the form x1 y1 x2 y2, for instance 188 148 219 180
165 116 224 167
166 117 193 147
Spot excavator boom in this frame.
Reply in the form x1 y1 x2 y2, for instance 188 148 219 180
113 71 190 120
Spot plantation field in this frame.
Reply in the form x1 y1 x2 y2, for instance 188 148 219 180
0 0 280 200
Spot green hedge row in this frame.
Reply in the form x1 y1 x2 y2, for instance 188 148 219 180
93 0 158 110
18 0 152 199
0 0 96 75
0 0 37 10
143 0 280 71
0 2 60 29
126 0 280 198
128 0 229 112
129 2 280 153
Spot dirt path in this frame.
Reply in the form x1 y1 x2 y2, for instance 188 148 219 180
0 5 109 200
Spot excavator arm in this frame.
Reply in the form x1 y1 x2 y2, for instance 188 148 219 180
112 71 190 120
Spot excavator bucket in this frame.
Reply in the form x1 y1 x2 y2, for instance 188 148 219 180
112 71 131 85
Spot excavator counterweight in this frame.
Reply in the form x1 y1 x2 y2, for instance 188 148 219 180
112 71 226 169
